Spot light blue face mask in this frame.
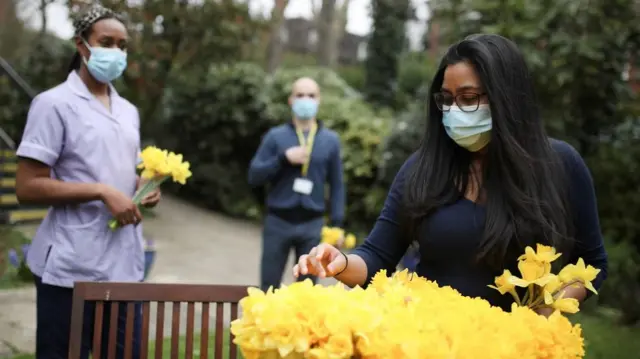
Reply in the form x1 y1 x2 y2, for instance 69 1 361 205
291 98 319 121
442 104 492 152
82 40 128 84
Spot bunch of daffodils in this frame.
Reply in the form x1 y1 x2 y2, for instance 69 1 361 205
321 226 356 250
489 244 601 314
232 245 593 359
108 146 192 230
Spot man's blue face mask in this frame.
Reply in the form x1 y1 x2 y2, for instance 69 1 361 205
291 98 319 121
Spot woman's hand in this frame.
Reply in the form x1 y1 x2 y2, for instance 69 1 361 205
137 177 161 208
293 243 346 278
100 185 142 226
534 307 555 318
141 188 161 208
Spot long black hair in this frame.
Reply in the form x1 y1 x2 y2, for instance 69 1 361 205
403 34 574 269
68 6 122 73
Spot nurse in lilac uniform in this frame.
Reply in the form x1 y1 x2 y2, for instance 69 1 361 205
15 5 160 359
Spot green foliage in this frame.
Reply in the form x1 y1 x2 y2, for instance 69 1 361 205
336 65 366 92
160 63 276 219
0 226 33 289
0 37 73 141
396 52 437 110
378 101 426 187
161 64 393 231
96 0 262 137
364 0 412 109
571 311 640 359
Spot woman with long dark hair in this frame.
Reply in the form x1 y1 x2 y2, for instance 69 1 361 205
15 4 159 358
293 34 608 314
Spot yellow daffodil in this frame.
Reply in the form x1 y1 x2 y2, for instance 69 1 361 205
551 292 580 314
543 275 564 305
489 243 601 318
518 244 562 263
511 259 555 288
558 258 601 294
343 234 357 249
233 267 587 359
109 145 192 230
321 226 358 250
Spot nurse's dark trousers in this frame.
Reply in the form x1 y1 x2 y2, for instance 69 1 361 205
34 275 142 359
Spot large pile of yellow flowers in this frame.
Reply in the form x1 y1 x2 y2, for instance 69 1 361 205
231 244 601 359
108 146 192 230
320 226 356 250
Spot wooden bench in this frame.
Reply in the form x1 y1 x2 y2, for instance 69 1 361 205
68 282 250 359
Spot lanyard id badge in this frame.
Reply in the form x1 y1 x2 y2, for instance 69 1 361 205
293 124 317 195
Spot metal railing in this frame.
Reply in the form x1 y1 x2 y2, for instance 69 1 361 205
0 56 35 150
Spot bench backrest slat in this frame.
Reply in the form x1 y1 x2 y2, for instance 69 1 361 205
68 281 249 359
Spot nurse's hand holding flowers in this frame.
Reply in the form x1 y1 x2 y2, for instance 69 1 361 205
136 177 161 208
107 146 191 230
100 184 142 226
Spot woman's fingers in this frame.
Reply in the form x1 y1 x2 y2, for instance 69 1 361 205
296 255 310 276
116 208 142 226
307 254 326 278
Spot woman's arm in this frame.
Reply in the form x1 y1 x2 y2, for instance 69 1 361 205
16 158 106 205
340 154 418 287
14 94 106 206
558 141 608 300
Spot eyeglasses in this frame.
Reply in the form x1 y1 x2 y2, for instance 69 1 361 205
433 92 487 112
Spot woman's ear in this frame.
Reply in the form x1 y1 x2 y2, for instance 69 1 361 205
75 36 90 60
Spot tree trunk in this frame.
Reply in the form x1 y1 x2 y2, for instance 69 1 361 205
317 0 337 67
330 0 350 66
265 0 289 73
39 0 49 36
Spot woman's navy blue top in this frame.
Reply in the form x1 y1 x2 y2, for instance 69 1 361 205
351 139 608 311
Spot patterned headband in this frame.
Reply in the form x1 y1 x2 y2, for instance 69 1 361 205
72 4 115 36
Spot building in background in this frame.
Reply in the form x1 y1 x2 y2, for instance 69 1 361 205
281 17 368 65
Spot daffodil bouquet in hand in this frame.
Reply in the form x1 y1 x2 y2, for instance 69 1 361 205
321 226 357 250
489 244 601 314
108 146 192 230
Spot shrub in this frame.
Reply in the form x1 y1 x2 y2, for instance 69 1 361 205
160 63 277 218
160 64 393 232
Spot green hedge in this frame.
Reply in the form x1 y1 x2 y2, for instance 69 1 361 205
160 63 393 233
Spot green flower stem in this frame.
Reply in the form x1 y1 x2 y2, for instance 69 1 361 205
510 291 522 306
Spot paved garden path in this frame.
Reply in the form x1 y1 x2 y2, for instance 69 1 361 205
0 195 335 356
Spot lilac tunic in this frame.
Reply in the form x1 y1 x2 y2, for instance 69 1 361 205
17 71 144 288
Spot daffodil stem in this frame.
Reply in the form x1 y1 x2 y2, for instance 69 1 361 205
526 286 535 306
510 292 522 306
528 296 545 309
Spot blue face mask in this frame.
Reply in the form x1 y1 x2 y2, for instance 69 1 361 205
442 104 492 152
291 98 319 121
82 40 128 84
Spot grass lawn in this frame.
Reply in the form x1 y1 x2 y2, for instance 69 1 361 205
9 331 237 359
571 311 640 359
8 312 640 358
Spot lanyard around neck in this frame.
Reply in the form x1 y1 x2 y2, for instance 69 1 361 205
295 124 317 177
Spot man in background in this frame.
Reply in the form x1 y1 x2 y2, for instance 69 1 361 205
248 77 346 291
